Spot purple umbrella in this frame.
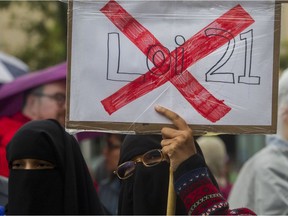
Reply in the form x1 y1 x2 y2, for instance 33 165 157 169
0 62 67 117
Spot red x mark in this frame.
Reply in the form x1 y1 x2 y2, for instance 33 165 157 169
100 1 254 122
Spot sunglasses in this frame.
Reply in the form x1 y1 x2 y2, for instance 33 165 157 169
114 149 169 179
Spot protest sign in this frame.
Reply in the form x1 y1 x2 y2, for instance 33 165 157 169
67 0 281 135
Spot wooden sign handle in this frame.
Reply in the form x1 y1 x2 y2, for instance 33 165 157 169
166 166 176 215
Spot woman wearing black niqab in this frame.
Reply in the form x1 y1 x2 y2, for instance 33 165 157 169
117 134 187 215
6 119 106 215
117 134 220 215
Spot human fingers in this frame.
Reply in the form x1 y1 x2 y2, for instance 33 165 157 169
161 138 172 147
161 141 188 171
162 130 193 147
161 127 181 139
155 105 188 130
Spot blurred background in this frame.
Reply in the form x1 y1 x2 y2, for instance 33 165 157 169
0 1 288 184
0 1 67 71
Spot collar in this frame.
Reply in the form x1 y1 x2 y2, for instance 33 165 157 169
266 135 288 148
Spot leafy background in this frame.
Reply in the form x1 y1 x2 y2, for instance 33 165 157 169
0 1 287 72
0 1 67 71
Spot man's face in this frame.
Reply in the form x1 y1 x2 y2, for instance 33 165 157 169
34 80 66 125
103 134 121 173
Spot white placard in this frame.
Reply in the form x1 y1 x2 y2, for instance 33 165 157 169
67 0 279 134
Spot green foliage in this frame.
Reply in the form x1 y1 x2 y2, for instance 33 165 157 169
0 1 67 71
0 2 11 9
0 2 287 72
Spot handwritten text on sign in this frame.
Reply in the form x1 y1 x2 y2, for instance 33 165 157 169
69 1 275 128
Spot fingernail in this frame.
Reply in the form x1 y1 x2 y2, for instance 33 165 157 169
155 105 161 111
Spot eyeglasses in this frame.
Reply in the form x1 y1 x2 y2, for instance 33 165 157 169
34 93 66 106
114 149 169 179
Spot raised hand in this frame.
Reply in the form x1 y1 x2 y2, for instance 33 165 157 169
155 105 197 171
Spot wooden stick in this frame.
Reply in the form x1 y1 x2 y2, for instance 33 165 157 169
166 166 176 215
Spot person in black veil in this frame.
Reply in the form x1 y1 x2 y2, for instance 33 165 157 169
116 134 187 215
5 119 107 215
116 106 255 215
115 107 220 215
115 134 183 215
116 135 221 215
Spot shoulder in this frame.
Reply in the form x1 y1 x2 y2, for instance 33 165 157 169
0 115 27 147
0 113 28 129
236 144 288 187
241 145 283 171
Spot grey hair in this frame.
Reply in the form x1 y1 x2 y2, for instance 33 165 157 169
278 69 288 107
277 69 288 135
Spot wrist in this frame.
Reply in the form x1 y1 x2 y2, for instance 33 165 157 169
174 153 206 181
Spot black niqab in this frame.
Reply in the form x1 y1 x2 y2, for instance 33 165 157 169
118 134 187 215
6 119 105 215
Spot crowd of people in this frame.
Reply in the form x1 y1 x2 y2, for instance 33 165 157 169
0 58 287 215
1 103 257 215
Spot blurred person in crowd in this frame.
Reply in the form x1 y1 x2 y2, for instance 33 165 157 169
19 80 66 125
5 119 106 215
197 135 232 199
93 156 108 187
0 62 66 178
155 105 255 215
97 133 125 215
228 69 288 214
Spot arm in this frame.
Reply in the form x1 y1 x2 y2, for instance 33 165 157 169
155 105 256 215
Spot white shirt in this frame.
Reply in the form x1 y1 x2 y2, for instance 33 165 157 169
228 135 288 215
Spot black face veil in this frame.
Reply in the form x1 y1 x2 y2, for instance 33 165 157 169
117 134 187 215
6 119 105 215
